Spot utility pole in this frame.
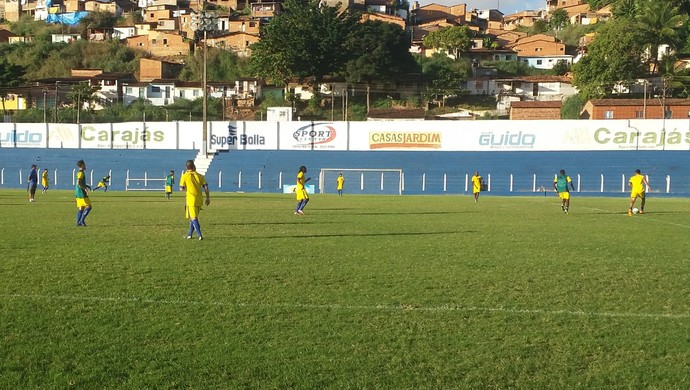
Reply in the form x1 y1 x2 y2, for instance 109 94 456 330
191 8 217 155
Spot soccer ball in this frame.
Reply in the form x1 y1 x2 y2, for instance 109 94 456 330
632 207 640 214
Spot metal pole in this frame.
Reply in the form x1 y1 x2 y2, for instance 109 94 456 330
54 82 59 123
202 28 208 155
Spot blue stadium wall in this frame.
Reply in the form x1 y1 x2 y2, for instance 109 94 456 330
1 149 689 196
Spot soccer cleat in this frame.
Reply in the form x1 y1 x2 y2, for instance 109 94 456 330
628 210 633 216
297 210 304 215
185 235 192 239
198 237 203 240
639 210 645 214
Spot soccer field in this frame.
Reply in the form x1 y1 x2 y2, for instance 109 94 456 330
1 190 689 388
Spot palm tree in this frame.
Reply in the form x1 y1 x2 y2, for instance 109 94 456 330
636 0 688 74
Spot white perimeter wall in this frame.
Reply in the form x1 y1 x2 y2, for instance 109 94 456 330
1 119 689 151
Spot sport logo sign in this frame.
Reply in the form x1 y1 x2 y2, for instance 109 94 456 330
291 123 337 148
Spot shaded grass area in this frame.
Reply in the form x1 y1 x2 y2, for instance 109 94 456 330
1 190 689 388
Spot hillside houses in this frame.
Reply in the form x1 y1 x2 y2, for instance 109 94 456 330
2 0 596 118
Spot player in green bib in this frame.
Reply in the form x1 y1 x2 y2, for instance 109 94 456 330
165 170 175 200
553 169 575 214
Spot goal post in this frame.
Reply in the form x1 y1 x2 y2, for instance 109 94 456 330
125 170 167 191
318 168 404 195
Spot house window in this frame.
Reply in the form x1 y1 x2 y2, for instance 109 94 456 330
604 110 614 119
151 86 160 93
536 59 543 65
193 90 199 97
126 87 132 94
163 39 168 45
635 110 644 118
664 110 672 119
494 55 499 60
151 39 157 44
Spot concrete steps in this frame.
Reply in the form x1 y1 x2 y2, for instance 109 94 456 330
194 150 215 175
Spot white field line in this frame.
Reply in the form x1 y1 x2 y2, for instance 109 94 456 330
580 206 690 229
2 293 688 320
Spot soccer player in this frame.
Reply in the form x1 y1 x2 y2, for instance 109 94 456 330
553 169 575 214
165 170 175 200
92 175 110 192
75 160 92 226
41 168 49 194
471 171 483 203
27 165 38 202
628 169 651 216
295 165 310 215
179 160 210 240
336 172 344 197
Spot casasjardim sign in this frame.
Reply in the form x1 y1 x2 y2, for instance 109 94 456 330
369 132 441 149
594 128 690 148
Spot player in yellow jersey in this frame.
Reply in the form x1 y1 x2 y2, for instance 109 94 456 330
92 175 110 192
336 172 344 197
471 171 483 203
75 160 92 226
41 168 49 194
553 170 575 213
628 169 651 216
295 165 310 215
179 160 210 239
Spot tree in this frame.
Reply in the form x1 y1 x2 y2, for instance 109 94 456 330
551 59 570 76
549 9 569 30
344 20 418 111
418 53 469 106
573 18 646 99
249 0 360 86
180 48 250 82
66 82 101 122
422 25 474 60
612 0 639 18
636 0 688 74
561 94 585 119
78 11 118 37
532 19 549 34
0 58 26 115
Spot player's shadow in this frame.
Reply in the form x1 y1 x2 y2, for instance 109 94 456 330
211 221 338 226
345 211 464 216
243 231 474 239
640 211 686 215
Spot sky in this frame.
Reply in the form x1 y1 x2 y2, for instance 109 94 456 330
416 0 546 14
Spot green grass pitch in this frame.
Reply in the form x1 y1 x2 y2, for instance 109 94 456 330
1 190 689 388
